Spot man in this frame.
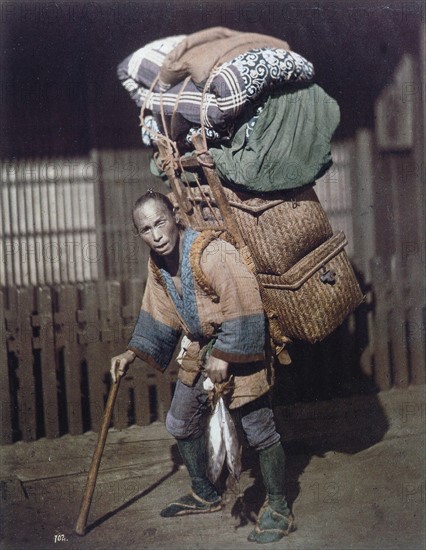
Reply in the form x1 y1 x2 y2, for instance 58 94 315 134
110 190 294 544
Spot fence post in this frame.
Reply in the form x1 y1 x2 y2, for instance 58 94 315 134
124 279 152 426
0 288 13 444
371 261 392 391
99 280 127 430
35 286 60 438
15 288 37 441
78 282 105 432
55 284 84 435
352 129 376 281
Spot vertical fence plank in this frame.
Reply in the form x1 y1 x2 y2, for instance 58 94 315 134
99 280 126 430
124 279 151 426
388 264 410 389
405 265 426 386
36 286 60 438
15 288 37 441
352 129 375 282
371 262 392 391
55 284 84 435
78 282 105 431
408 23 426 385
0 288 13 444
386 155 411 389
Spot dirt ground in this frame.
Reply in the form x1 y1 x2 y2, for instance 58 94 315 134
1 385 424 550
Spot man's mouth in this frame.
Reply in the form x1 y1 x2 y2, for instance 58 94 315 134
155 243 168 252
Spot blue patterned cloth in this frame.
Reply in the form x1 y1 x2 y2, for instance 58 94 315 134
128 310 180 372
159 228 203 339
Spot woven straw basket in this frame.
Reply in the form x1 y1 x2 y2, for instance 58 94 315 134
177 184 333 274
258 231 363 343
170 182 362 343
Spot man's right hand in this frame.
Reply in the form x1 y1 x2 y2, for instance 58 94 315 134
110 350 136 383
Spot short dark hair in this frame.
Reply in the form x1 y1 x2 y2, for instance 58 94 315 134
132 190 186 230
133 190 174 216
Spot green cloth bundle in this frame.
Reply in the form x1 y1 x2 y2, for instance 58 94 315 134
209 84 340 193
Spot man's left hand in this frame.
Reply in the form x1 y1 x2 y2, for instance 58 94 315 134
204 355 229 383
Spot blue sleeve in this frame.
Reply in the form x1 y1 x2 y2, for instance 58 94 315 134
128 310 181 372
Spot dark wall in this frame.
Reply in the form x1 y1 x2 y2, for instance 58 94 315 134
1 0 423 157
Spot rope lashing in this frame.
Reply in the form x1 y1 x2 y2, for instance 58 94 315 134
195 147 216 169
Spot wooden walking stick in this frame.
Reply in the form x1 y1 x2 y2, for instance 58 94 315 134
75 368 122 536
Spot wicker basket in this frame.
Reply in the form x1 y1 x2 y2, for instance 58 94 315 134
169 178 362 343
175 184 333 274
258 232 364 343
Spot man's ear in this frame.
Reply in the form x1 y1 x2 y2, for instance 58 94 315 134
173 208 181 225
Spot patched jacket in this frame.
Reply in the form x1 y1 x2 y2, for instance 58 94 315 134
128 228 273 408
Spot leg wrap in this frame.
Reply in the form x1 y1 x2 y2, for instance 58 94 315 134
248 442 295 543
160 435 221 518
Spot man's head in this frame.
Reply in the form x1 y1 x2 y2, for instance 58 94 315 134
133 191 181 257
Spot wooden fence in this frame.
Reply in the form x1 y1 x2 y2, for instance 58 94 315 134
1 268 424 444
1 136 425 443
0 279 180 444
1 137 425 443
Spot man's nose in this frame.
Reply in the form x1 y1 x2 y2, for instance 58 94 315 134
152 227 162 241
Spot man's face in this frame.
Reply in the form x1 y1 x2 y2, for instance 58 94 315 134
134 199 180 257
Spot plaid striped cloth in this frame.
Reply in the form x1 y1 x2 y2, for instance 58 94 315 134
117 34 314 141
